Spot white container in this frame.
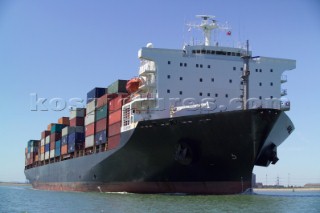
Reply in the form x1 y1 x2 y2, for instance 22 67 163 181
45 151 50 160
41 138 45 146
62 126 69 137
85 111 95 125
27 153 30 159
70 108 86 119
40 153 44 161
85 135 94 148
50 150 55 159
86 100 96 113
45 135 50 144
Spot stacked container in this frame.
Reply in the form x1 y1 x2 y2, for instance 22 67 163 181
70 108 86 127
108 94 129 149
50 123 65 159
26 140 40 165
107 80 128 94
85 87 107 148
94 94 111 147
62 126 85 154
40 130 50 162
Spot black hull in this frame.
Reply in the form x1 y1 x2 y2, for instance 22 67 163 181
25 109 294 194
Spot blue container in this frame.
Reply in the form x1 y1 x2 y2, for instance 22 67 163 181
54 141 61 157
61 135 68 145
95 130 107 145
45 144 50 152
67 132 85 153
87 87 107 103
51 124 66 133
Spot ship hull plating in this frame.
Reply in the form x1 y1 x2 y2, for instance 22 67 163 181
25 109 294 194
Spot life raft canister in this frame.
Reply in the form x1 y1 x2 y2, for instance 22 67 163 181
126 78 141 93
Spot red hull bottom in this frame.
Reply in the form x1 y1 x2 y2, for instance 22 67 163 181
32 181 251 195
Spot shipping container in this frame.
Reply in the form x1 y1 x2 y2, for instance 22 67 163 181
58 117 70 125
55 147 61 157
61 135 68 145
68 132 85 144
41 130 51 139
40 145 45 154
85 135 94 148
85 111 95 125
45 143 50 152
95 130 107 145
47 123 54 131
41 138 45 146
51 123 66 133
45 151 50 160
109 109 122 125
87 87 107 104
109 94 129 112
70 117 84 126
96 118 107 133
35 155 39 162
86 100 96 113
85 123 95 136
50 141 55 150
108 134 121 149
95 105 108 121
108 122 121 137
62 126 69 137
68 140 84 154
61 144 68 155
70 108 86 119
45 135 50 144
96 93 118 108
55 140 61 149
50 132 61 142
40 153 44 161
107 80 127 94
69 126 85 134
50 150 55 159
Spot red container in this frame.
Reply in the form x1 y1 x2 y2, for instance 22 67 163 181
109 94 129 112
58 117 70 125
50 141 55 150
108 134 120 150
41 130 51 139
108 122 121 137
50 133 61 142
70 117 84 127
61 144 68 155
109 109 122 125
97 94 118 108
85 123 95 136
96 118 107 133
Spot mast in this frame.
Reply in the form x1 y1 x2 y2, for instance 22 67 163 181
188 15 230 46
241 40 250 110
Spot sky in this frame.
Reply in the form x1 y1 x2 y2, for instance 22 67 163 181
0 0 319 186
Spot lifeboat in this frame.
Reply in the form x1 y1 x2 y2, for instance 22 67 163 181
126 78 141 94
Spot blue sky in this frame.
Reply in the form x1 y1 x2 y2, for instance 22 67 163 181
0 0 319 186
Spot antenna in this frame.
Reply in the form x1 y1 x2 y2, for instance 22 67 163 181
187 15 231 46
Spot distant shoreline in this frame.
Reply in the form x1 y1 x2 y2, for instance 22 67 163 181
0 182 31 186
254 188 320 192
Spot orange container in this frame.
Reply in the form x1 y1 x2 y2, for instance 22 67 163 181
58 117 70 125
40 145 45 154
108 122 121 137
108 134 121 149
35 155 39 162
85 123 95 136
96 118 107 133
109 109 122 125
47 123 54 131
61 144 68 155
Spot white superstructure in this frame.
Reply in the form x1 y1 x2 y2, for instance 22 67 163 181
121 15 295 132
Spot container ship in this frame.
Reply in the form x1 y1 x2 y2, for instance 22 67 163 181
24 15 296 194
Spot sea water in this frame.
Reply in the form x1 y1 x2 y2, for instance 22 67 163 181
0 185 319 213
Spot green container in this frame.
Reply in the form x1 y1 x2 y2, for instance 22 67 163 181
95 105 108 121
107 79 128 94
51 124 66 133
